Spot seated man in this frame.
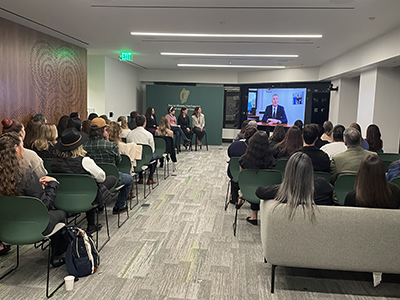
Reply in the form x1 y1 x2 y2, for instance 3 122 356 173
261 94 287 124
330 127 376 183
83 117 133 214
320 124 347 160
126 115 158 185
297 124 330 172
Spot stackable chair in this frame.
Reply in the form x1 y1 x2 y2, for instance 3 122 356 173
313 171 331 182
51 173 110 250
0 196 66 298
334 174 357 205
378 153 400 172
96 163 130 228
390 176 400 189
43 158 52 172
235 169 282 236
140 144 159 189
275 158 288 175
192 131 208 151
132 146 151 199
117 154 138 210
154 137 169 179
225 157 240 211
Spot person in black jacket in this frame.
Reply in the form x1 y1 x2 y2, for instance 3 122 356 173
0 132 66 254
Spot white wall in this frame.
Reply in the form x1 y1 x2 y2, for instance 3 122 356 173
87 55 105 115
357 69 378 137
105 57 141 120
329 77 359 126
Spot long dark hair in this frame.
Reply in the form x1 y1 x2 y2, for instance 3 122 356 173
192 106 201 117
355 154 396 208
274 126 302 156
366 124 383 152
0 132 23 196
241 131 274 169
145 107 154 121
269 124 285 142
179 106 187 118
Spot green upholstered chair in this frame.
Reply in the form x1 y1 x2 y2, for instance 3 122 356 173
378 153 400 172
275 158 288 175
313 171 331 182
235 169 282 236
225 157 240 211
0 195 65 298
154 137 169 179
43 158 52 173
334 174 357 205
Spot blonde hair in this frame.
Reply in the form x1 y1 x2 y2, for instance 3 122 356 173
158 117 170 136
32 123 57 151
117 116 128 129
56 145 87 159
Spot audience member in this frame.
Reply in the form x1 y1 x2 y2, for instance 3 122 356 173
155 117 173 138
24 117 42 149
81 119 91 135
88 113 98 121
294 119 303 132
273 126 302 159
56 115 70 139
297 124 330 172
349 122 369 150
387 160 400 182
69 112 79 119
321 121 334 143
268 124 285 148
126 115 158 185
320 124 347 160
145 107 158 135
117 116 131 138
314 124 329 149
51 127 116 234
344 154 400 208
192 107 206 146
177 107 193 146
67 116 88 141
83 117 133 214
257 152 333 208
2 119 47 178
330 127 376 183
366 124 383 153
227 126 258 205
237 131 275 225
234 120 250 141
32 123 57 158
32 113 46 124
127 111 138 130
99 114 110 125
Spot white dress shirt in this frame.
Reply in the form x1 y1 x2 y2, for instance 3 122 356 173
320 141 347 160
126 126 155 152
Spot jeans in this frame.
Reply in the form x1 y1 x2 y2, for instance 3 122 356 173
115 172 133 209
171 126 189 148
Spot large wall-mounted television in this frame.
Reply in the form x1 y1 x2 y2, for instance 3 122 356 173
247 87 307 125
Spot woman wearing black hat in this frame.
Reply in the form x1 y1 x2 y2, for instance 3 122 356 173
0 132 66 255
51 127 116 234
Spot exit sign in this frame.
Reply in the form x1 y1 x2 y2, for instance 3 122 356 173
119 52 133 61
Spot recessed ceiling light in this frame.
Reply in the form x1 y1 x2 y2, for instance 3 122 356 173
131 32 322 38
177 64 285 69
161 52 298 58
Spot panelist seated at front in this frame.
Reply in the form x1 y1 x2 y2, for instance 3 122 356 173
261 94 288 124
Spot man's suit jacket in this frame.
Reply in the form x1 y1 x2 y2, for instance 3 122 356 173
330 147 376 183
261 105 288 124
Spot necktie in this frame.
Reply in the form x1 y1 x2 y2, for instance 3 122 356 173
273 108 276 119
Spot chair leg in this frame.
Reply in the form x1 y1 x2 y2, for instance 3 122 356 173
205 133 208 151
96 203 110 252
117 204 129 228
152 162 159 189
46 241 65 298
271 265 277 294
0 245 20 280
233 207 239 236
224 180 231 211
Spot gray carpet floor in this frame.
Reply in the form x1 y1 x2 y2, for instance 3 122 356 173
1 144 400 299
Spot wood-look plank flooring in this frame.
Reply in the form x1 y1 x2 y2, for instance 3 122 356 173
1 144 400 299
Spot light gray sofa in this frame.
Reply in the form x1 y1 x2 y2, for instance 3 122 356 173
260 200 400 293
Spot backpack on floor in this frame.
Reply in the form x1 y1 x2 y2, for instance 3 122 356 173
65 226 100 277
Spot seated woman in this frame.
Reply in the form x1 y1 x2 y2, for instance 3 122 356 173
345 154 400 208
256 152 333 207
155 117 173 138
177 107 193 148
237 131 275 225
0 132 66 254
145 107 158 135
192 106 206 146
165 106 190 151
257 152 323 222
366 124 383 153
117 116 131 138
273 126 303 159
32 123 58 158
268 124 285 148
320 121 334 143
234 120 250 141
51 127 117 234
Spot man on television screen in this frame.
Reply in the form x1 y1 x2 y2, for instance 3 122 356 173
261 94 288 124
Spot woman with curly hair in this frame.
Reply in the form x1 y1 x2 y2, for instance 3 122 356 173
32 123 58 158
273 125 303 159
237 131 275 225
0 132 66 254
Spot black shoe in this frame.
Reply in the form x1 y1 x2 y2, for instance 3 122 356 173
86 224 102 235
236 199 245 209
0 244 11 256
113 206 128 214
97 205 104 214
159 163 164 168
246 217 258 226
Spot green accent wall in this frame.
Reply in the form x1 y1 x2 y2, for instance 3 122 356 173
146 85 224 145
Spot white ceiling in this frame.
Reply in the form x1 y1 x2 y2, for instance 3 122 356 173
1 0 400 71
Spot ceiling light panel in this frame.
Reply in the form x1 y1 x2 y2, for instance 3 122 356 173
177 64 285 69
161 52 298 57
131 32 322 38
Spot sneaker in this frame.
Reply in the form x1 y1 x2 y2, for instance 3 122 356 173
86 224 102 235
113 206 128 214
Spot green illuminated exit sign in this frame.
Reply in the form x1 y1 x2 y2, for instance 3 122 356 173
119 52 133 61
